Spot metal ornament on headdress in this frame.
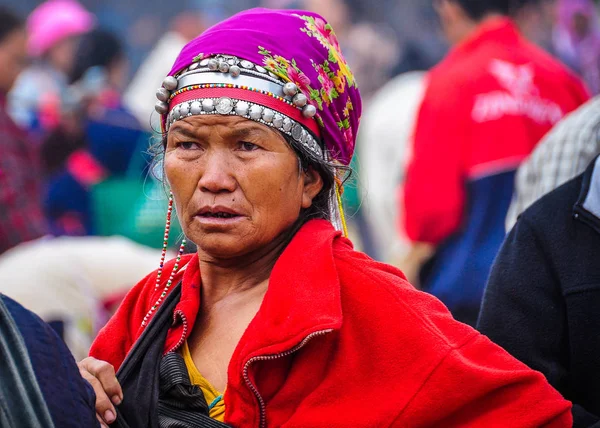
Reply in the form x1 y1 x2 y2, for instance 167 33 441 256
303 104 317 118
154 54 324 158
293 93 308 107
162 76 178 91
283 82 299 97
156 87 170 102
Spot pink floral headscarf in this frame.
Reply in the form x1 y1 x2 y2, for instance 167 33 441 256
164 8 362 165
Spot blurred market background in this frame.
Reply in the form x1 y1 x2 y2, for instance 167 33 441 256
0 0 598 358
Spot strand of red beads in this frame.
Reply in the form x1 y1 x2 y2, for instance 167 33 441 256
142 193 187 327
142 238 186 327
154 195 174 289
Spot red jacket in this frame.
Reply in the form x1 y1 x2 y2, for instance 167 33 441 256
403 18 589 245
90 220 571 427
401 19 589 318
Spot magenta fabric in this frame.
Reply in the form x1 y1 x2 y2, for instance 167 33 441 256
164 8 361 165
558 0 599 32
556 0 600 94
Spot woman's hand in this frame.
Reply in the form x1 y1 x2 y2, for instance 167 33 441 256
78 357 123 428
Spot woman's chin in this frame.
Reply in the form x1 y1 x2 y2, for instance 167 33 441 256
193 235 255 260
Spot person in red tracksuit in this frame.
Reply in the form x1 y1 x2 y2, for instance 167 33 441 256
401 0 590 326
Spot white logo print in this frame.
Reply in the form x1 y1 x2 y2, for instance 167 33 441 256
489 60 539 97
471 59 563 125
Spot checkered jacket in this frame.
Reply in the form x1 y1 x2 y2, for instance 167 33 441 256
506 96 600 231
0 97 47 254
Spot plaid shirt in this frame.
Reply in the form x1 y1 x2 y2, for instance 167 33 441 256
0 96 47 254
506 96 600 231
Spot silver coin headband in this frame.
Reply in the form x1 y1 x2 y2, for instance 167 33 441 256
155 54 323 158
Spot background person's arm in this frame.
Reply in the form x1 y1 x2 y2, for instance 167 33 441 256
402 77 467 247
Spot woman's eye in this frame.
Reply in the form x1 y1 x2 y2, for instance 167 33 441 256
178 141 199 150
239 141 259 151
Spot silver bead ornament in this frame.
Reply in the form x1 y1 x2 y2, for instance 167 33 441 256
273 114 284 128
190 101 202 115
202 99 215 112
200 58 210 67
156 87 171 103
249 105 263 120
291 124 303 141
262 108 275 123
173 105 182 120
301 130 309 144
155 101 169 115
229 65 241 77
255 65 267 73
283 82 299 97
235 101 250 116
292 93 308 107
179 102 190 117
156 87 170 102
302 104 317 118
216 97 234 114
189 62 200 70
227 58 236 65
218 61 230 73
162 76 178 91
240 60 254 69
207 59 219 71
282 117 293 132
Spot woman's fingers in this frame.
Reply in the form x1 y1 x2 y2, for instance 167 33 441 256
78 357 122 425
80 357 123 404
80 368 117 424
97 413 110 428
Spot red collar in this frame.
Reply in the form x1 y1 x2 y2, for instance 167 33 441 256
170 219 344 357
447 17 521 60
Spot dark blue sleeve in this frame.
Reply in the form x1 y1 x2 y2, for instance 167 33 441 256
3 296 99 428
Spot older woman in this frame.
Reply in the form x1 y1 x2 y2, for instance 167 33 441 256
80 8 571 428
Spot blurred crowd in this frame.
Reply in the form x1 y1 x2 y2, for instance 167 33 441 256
1 0 600 423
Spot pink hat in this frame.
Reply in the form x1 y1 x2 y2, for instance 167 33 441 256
27 0 95 57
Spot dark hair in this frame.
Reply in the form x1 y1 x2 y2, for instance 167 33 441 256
449 0 539 20
69 29 124 84
0 7 23 43
283 133 341 225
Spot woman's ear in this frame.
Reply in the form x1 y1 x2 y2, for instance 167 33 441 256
301 167 324 209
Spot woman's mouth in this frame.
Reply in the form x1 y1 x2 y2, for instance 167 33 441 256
198 212 239 219
194 207 245 227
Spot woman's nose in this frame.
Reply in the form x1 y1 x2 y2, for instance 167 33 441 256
197 151 237 194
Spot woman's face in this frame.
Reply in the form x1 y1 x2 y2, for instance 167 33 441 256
165 115 323 260
47 35 79 75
